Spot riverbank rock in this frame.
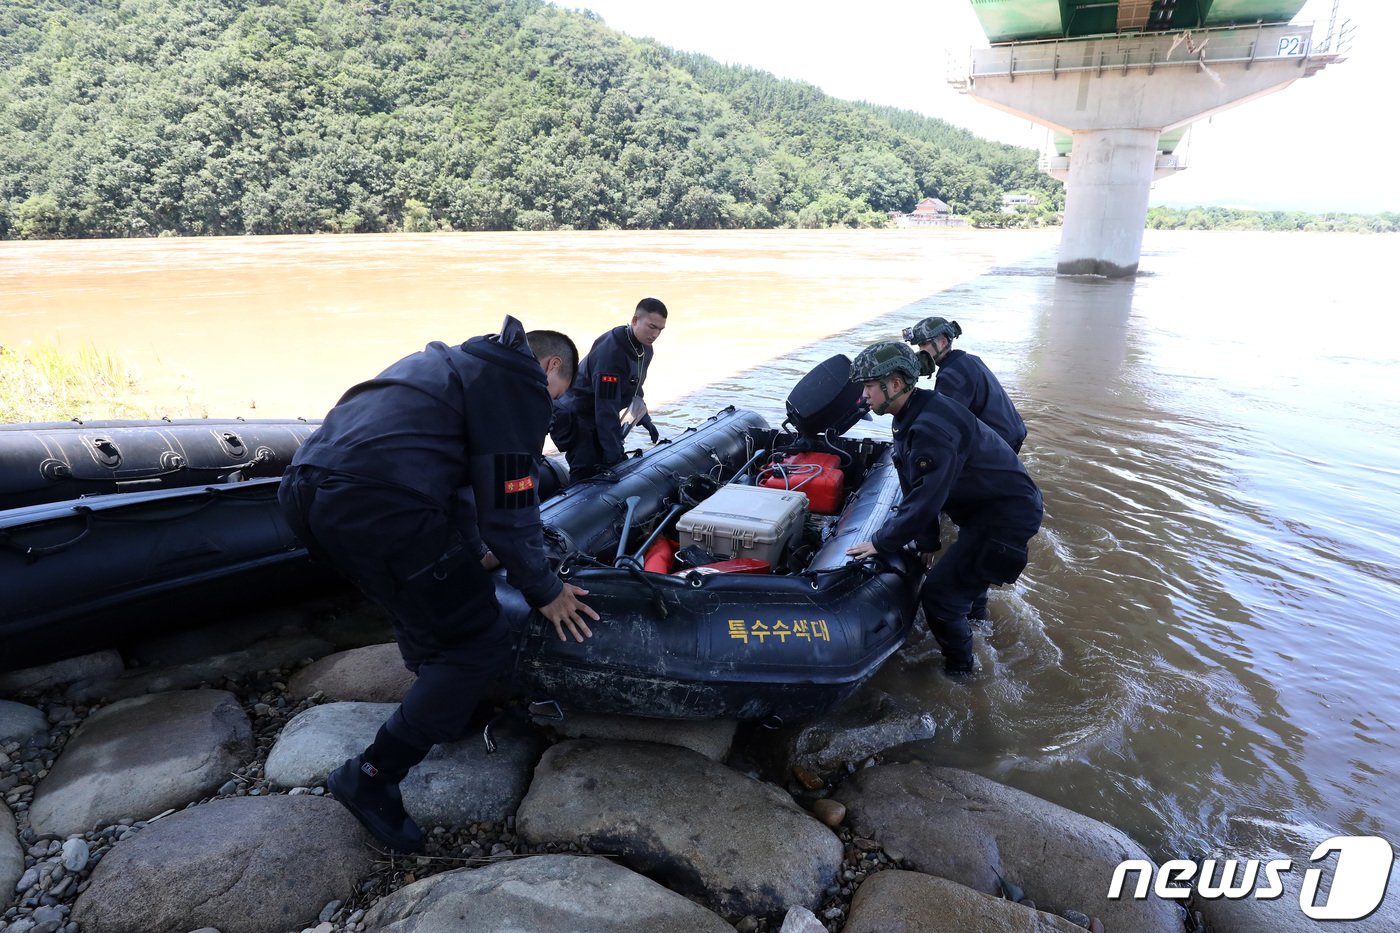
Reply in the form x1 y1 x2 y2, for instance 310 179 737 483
70 794 373 933
0 651 124 697
835 763 1184 933
0 701 48 745
518 738 843 918
533 709 737 761
66 635 334 703
1 804 21 909
778 905 827 932
266 701 544 826
122 606 311 667
266 702 394 788
757 688 936 779
844 869 1085 932
28 689 252 837
364 853 733 932
287 644 415 702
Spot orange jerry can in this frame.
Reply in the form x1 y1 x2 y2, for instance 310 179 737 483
644 536 679 574
758 452 845 515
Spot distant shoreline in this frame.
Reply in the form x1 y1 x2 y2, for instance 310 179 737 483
4 201 1396 243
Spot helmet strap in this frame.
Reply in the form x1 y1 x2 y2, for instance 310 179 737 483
873 377 913 415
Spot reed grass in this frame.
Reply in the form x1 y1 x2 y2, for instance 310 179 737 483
0 342 150 423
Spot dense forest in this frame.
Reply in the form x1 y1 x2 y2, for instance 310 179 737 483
0 0 1063 238
1145 205 1397 233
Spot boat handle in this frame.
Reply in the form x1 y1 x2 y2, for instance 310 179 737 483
88 437 121 467
4 507 95 563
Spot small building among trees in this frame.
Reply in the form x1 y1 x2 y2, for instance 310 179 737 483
890 197 959 227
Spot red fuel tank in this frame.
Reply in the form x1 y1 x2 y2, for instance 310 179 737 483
758 452 845 515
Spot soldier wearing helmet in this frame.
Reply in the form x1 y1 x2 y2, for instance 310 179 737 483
846 340 1042 676
904 316 1027 454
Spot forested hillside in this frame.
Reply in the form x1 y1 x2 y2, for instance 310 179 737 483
0 0 1061 238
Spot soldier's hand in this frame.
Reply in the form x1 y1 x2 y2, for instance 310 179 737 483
919 551 938 569
846 541 879 560
539 583 599 642
640 414 660 444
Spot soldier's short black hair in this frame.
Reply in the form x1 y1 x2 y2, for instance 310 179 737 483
526 330 579 382
635 297 668 318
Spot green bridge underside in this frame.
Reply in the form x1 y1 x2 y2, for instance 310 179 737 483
971 0 1308 43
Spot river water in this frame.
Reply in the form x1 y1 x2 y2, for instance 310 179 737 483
3 229 1397 871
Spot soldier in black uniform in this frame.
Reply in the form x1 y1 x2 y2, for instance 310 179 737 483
905 316 1028 623
550 297 667 479
905 316 1027 454
845 341 1042 676
278 316 598 852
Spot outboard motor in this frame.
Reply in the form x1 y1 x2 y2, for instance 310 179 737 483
780 354 866 464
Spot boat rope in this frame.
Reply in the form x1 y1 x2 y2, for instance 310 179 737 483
0 486 270 563
622 562 669 619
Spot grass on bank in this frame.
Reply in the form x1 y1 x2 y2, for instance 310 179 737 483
0 342 152 423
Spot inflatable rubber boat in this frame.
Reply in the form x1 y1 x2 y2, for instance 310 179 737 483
0 418 321 510
499 358 919 722
2 359 918 721
0 476 330 670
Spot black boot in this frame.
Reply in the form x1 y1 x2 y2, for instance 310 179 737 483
327 725 429 853
930 615 978 678
968 590 990 626
943 654 980 677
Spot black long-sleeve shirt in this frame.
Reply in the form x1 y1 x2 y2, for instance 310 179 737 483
872 389 1041 554
290 317 562 607
558 324 653 465
933 349 1028 453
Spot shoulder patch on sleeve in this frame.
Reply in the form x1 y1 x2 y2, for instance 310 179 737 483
598 372 620 401
494 453 539 509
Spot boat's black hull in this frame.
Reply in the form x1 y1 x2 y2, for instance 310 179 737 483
0 477 334 671
0 418 321 510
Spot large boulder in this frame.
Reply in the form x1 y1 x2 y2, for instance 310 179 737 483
265 702 394 788
518 739 843 918
71 795 374 933
533 710 736 761
0 701 48 745
67 636 334 704
28 689 252 837
287 643 414 702
0 651 124 697
844 869 1085 932
835 763 1184 933
755 688 936 779
363 854 734 932
266 701 544 826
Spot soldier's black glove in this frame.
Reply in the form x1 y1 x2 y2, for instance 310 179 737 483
638 413 660 445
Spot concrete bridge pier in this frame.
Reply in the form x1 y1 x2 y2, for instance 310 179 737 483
1058 128 1160 277
959 22 1344 277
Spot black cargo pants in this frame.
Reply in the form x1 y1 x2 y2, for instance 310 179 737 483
279 466 511 750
